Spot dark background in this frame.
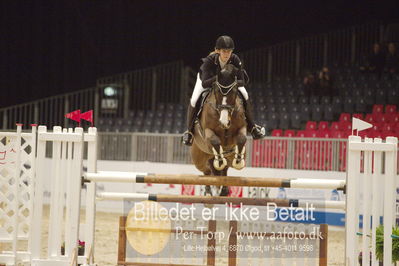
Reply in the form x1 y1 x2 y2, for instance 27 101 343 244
0 0 398 107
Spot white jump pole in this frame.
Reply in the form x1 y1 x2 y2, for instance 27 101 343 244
84 172 346 190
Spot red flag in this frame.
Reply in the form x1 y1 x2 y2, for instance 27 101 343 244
65 110 81 122
81 110 94 125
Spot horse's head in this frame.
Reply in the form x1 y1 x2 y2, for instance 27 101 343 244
213 64 239 129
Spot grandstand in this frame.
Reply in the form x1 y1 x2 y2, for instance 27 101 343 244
1 21 398 166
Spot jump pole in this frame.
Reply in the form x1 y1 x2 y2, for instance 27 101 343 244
84 172 346 190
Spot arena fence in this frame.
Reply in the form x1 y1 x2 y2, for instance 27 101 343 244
97 133 340 171
96 132 399 173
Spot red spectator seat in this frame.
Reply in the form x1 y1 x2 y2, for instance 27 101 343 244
271 129 283 137
365 114 375 124
359 129 379 138
305 121 317 130
371 123 381 132
381 130 394 138
339 113 351 122
385 105 397 114
331 130 345 139
371 129 383 138
373 113 387 123
386 113 399 123
330 122 340 131
373 130 383 138
343 130 352 137
358 130 368 138
317 130 331 138
395 125 399 136
352 113 364 120
339 121 352 131
372 104 384 113
381 123 393 132
305 130 317 138
318 121 329 131
284 130 295 137
296 130 306 137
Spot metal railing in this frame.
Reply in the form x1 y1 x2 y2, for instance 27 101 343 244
98 133 399 173
97 132 353 172
0 87 97 130
0 61 189 130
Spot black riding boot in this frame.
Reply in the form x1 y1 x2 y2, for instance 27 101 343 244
182 105 197 146
243 98 266 139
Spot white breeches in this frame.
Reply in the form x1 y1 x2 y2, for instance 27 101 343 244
190 73 207 107
238 86 249 101
190 73 249 107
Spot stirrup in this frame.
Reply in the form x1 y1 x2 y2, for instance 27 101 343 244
182 131 194 146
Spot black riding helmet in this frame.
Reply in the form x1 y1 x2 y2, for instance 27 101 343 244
215 36 235 50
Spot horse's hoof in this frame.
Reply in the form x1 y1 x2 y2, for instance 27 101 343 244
232 159 245 170
213 157 227 170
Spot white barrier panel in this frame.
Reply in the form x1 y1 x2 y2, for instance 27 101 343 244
30 126 84 266
0 125 36 265
345 136 398 266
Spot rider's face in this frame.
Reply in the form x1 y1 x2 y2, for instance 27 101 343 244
217 49 233 63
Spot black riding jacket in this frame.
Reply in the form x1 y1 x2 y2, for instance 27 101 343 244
199 53 249 88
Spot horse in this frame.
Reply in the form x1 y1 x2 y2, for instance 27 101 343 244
190 64 247 196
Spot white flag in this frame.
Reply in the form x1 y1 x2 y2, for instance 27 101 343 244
352 117 372 132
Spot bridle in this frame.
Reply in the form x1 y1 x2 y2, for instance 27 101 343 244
215 76 237 96
213 75 238 114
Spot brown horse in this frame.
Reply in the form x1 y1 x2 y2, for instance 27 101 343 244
191 64 247 196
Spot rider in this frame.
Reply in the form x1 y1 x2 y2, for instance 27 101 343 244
182 35 266 146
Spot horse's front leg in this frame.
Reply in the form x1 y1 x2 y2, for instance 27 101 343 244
204 128 227 171
232 126 247 170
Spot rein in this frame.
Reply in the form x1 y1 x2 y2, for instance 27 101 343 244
211 75 238 114
215 76 237 96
